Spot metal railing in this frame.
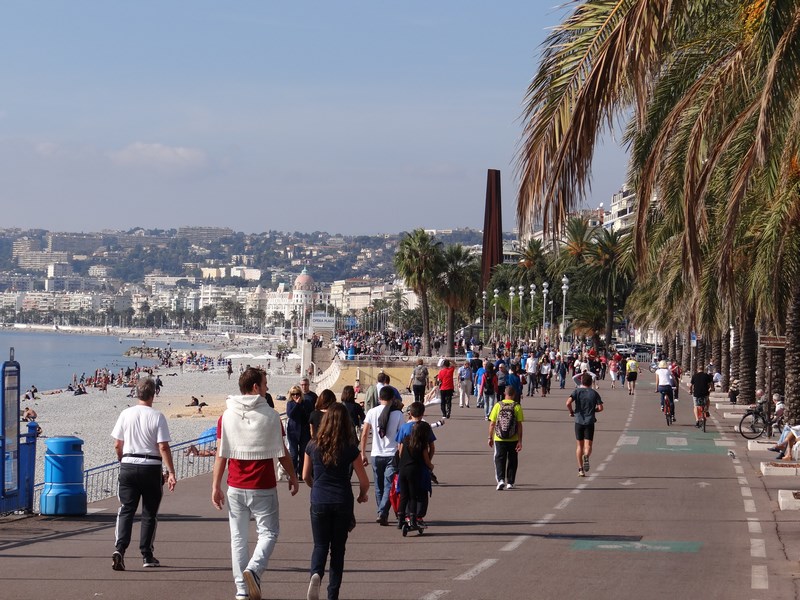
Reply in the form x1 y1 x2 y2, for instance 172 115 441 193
33 414 286 513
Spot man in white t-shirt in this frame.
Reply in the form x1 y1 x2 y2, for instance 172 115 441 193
359 386 404 526
110 378 176 572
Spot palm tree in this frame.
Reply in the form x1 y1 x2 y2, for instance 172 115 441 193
581 228 634 355
516 0 800 409
434 244 480 356
394 229 444 355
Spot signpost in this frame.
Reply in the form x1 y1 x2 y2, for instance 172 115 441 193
2 348 20 500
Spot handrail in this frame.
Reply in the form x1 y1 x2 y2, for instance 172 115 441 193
33 413 287 513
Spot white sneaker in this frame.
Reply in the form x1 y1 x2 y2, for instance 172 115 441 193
307 572 321 600
496 481 505 491
505 483 514 490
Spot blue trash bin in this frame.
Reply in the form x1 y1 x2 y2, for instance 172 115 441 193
40 436 87 516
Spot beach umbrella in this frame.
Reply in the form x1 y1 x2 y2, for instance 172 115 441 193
198 426 217 443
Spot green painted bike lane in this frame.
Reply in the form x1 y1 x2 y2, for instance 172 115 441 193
616 428 728 455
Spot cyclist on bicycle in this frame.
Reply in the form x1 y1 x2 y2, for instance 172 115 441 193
654 360 675 421
689 366 714 428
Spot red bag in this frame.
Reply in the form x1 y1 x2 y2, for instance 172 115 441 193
389 473 400 514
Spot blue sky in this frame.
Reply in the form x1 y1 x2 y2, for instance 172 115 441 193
0 1 628 235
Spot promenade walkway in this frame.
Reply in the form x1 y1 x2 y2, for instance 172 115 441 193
2 378 799 599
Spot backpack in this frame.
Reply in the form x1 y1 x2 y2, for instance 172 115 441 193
494 401 518 439
483 374 494 395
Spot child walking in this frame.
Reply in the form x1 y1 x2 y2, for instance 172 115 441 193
395 402 436 530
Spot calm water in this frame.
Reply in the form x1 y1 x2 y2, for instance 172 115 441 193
0 329 197 391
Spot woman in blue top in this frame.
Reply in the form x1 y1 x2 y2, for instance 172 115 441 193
303 403 370 600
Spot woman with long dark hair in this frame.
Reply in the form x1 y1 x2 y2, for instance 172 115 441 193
302 403 370 600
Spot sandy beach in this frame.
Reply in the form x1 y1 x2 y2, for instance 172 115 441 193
27 356 305 485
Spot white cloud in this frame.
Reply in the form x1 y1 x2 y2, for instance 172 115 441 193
109 142 208 172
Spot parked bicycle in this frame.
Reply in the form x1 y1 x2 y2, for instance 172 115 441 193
738 398 783 439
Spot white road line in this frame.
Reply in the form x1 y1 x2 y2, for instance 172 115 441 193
577 483 588 490
737 477 748 485
744 499 756 513
750 538 766 558
532 513 555 528
741 487 753 498
751 565 768 589
420 591 450 600
595 464 606 472
610 447 619 454
714 440 736 447
571 488 582 495
86 508 107 514
747 519 762 534
500 535 529 552
455 559 498 581
555 497 573 510
734 466 744 475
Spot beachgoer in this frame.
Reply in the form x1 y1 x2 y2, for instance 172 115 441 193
359 386 403 526
567 372 604 477
110 378 176 572
211 367 299 600
488 386 524 490
302 403 370 600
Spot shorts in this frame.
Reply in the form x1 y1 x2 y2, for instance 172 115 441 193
575 423 595 441
626 372 638 382
693 396 709 407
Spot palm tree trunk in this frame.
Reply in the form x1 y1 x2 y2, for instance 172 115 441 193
682 329 691 373
604 287 613 359
712 334 722 376
720 327 731 393
756 324 766 393
420 288 432 356
773 349 785 398
446 306 455 359
676 332 683 367
731 317 741 382
785 289 800 423
738 306 757 405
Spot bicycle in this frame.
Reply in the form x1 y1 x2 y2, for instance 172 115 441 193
695 397 708 432
657 386 675 426
738 399 783 439
660 389 673 426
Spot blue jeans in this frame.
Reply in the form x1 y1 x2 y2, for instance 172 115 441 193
484 393 497 419
226 487 280 597
310 501 352 600
371 455 395 519
658 385 675 415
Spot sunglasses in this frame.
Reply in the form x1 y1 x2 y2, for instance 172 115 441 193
291 393 301 397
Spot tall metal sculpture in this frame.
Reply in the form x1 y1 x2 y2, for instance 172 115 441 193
481 169 503 291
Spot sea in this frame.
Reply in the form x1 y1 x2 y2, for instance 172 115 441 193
0 329 199 392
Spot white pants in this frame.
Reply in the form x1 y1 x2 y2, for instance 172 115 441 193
459 380 472 406
227 486 280 596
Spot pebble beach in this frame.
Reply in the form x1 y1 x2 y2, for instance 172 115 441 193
28 356 303 485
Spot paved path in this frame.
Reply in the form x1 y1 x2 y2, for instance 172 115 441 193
2 378 798 599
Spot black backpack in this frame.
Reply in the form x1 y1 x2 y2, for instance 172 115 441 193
483 374 494 395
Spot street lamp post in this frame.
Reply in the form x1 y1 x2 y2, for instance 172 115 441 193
549 300 554 340
481 291 487 342
541 282 549 345
509 288 515 344
529 284 536 340
518 285 524 341
561 274 569 347
493 288 499 342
